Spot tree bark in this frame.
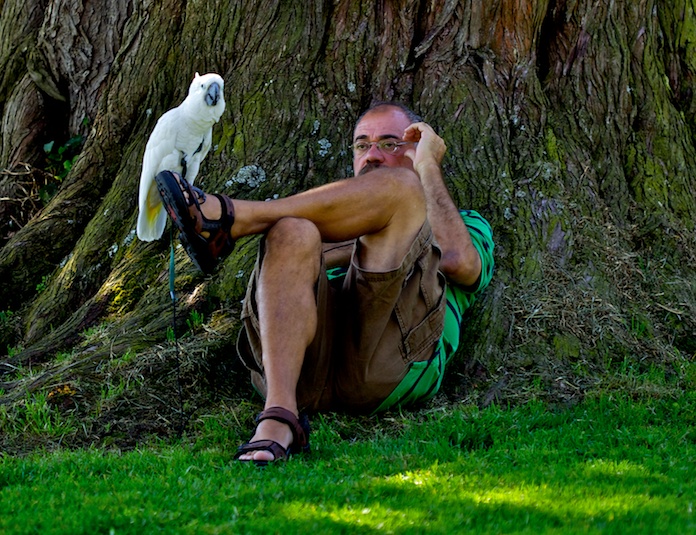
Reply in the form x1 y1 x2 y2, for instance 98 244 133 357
0 0 694 446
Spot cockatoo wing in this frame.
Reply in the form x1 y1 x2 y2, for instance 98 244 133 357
136 111 184 241
181 128 213 186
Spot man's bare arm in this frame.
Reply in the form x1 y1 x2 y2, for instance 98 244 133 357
403 122 482 287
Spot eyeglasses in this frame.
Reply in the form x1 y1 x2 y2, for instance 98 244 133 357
352 140 411 155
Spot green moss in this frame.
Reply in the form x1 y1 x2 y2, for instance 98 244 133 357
217 119 237 155
544 127 563 165
105 249 163 316
231 127 247 156
553 334 582 359
671 0 696 72
207 236 260 305
625 133 695 223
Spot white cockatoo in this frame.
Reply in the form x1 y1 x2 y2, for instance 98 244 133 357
137 72 226 241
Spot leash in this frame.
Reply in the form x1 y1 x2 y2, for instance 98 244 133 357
169 227 186 437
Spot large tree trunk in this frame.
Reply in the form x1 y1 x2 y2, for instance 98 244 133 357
1 0 694 449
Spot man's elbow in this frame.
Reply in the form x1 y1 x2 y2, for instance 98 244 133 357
440 250 482 288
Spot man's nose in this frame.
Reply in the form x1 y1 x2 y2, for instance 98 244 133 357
365 143 385 161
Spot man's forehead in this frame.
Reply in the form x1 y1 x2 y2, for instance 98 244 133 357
354 107 411 139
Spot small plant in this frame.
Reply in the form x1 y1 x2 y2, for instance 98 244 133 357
112 350 137 367
186 310 205 334
43 135 84 181
15 391 76 437
54 351 73 363
35 275 49 294
0 310 13 326
100 376 127 403
630 313 652 339
40 129 86 203
0 310 18 352
6 345 22 358
81 324 108 344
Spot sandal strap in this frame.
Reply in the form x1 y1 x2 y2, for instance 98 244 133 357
172 173 233 235
189 185 207 204
209 193 235 235
256 406 308 453
235 439 289 462
197 193 235 260
173 173 236 255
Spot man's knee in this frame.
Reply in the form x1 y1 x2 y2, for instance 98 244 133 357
265 217 322 258
370 167 425 211
399 169 426 209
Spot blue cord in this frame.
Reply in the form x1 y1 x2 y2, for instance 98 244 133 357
169 227 185 436
169 229 176 303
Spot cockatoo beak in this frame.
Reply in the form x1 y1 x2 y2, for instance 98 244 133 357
205 82 221 106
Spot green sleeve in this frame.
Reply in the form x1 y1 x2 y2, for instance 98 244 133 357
441 210 495 358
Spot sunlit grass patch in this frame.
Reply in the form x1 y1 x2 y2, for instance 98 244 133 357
1 393 695 534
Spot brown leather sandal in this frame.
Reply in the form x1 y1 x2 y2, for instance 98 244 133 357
234 407 311 466
155 170 236 274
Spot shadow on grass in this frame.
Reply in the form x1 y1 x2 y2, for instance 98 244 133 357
1 394 694 534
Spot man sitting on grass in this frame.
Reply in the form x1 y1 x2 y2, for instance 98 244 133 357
154 101 494 464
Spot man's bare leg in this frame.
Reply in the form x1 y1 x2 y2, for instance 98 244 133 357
202 167 426 270
237 217 321 463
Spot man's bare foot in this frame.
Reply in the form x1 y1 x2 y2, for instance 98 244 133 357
237 418 294 463
234 407 310 465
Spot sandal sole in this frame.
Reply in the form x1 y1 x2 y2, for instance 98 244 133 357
155 171 219 274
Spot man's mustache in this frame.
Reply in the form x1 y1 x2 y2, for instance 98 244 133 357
358 162 382 176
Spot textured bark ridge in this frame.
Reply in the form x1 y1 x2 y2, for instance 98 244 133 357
0 0 694 448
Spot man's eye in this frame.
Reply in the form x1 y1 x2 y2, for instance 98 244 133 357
354 143 370 152
379 141 397 151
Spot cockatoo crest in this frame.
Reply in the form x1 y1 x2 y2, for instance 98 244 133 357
136 72 225 241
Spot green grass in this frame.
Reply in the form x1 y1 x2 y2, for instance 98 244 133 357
1 391 77 438
1 393 695 534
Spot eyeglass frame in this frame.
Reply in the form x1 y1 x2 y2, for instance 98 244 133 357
351 139 413 155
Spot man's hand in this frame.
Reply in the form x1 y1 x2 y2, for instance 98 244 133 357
403 122 447 177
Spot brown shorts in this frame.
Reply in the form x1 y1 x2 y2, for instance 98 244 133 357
236 220 446 414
